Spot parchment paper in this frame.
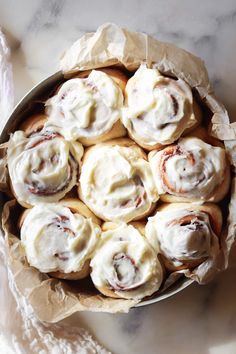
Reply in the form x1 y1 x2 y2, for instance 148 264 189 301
0 28 112 353
2 23 236 322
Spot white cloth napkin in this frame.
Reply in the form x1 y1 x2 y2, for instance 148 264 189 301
0 29 110 354
0 29 13 130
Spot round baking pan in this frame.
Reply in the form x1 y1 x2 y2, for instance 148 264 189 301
0 71 194 307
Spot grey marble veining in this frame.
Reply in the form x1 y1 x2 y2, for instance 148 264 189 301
1 0 236 121
1 1 236 353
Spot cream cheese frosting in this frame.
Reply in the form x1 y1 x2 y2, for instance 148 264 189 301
21 203 101 274
90 223 163 299
150 137 227 200
79 143 159 222
45 70 124 141
146 207 219 268
122 65 196 147
7 130 83 206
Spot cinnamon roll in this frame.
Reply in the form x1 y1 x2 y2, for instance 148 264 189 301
79 138 159 222
149 137 230 202
7 129 83 208
19 198 101 280
90 223 163 299
145 203 222 271
45 68 127 145
122 65 201 150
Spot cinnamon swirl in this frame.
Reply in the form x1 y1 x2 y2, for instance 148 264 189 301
45 69 127 145
122 65 201 150
146 203 221 271
7 129 83 208
90 223 163 299
20 199 101 280
149 137 230 202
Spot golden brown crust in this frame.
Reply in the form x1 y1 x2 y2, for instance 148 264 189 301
94 285 122 298
78 120 126 147
148 149 160 161
155 202 222 235
130 221 146 236
18 197 101 228
49 259 90 280
185 125 224 147
101 221 119 232
162 255 206 272
126 131 164 151
148 126 224 157
59 198 102 226
19 114 47 136
130 202 157 222
10 179 32 209
82 138 148 165
99 68 128 93
102 220 146 236
74 67 128 93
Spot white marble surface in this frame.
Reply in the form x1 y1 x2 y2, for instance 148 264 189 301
1 1 236 353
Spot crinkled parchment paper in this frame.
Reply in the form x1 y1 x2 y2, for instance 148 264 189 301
0 28 110 353
1 23 236 323
0 235 111 354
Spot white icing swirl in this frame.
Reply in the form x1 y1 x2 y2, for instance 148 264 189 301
146 208 219 268
7 130 83 206
79 143 159 222
45 70 124 141
90 223 163 299
21 203 101 274
150 137 227 200
122 65 196 146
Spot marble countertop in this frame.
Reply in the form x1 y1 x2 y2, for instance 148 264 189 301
1 1 236 353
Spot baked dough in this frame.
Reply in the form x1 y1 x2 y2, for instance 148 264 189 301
149 136 230 202
7 130 83 208
90 223 163 299
19 198 101 280
45 68 127 145
122 65 201 150
79 138 159 222
146 202 221 271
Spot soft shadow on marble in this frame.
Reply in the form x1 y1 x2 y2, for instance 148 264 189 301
65 267 236 354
